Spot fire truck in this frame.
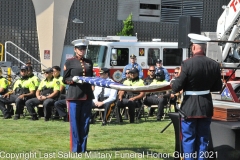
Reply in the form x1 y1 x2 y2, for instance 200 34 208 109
208 0 240 102
85 36 188 82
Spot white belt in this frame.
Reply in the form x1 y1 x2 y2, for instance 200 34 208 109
184 90 210 95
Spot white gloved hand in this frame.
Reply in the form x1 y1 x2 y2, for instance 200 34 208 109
72 76 79 82
72 76 83 83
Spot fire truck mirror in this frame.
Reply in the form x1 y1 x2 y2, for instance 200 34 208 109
111 49 117 60
111 60 117 66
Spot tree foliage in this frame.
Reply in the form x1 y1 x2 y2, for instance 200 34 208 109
117 13 134 36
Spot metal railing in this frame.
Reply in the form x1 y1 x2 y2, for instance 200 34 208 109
4 41 48 69
0 43 3 61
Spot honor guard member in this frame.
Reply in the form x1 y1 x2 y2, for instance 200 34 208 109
0 65 35 119
25 67 60 121
92 68 117 125
143 69 168 121
63 39 94 153
122 54 143 79
0 67 8 95
27 66 40 90
117 68 145 123
171 33 222 160
155 59 170 82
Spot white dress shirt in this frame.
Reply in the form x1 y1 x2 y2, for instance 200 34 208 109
93 78 117 104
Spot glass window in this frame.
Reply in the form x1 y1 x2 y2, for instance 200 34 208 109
140 3 159 10
110 48 129 66
162 48 183 66
147 48 160 66
87 45 108 68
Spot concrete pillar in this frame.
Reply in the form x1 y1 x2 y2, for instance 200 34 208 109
31 0 74 69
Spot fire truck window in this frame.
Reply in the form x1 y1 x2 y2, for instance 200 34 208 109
148 48 159 65
87 45 108 68
110 48 129 66
162 48 183 66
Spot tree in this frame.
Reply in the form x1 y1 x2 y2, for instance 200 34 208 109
117 13 134 36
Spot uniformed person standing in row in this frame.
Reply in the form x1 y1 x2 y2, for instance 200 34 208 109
117 68 145 123
122 54 143 79
25 68 60 121
155 59 170 82
0 65 35 119
0 68 8 96
171 33 222 160
63 39 94 153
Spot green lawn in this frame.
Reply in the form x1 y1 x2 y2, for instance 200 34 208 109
0 115 176 160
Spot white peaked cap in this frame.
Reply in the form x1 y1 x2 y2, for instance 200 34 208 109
71 39 89 46
188 33 211 44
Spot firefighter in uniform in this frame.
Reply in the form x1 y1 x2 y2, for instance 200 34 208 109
63 39 94 153
117 68 145 123
0 68 8 96
92 68 117 125
122 54 143 79
25 67 60 121
155 59 170 82
171 34 222 160
0 65 35 119
143 69 168 121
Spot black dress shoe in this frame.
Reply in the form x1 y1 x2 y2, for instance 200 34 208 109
31 115 39 121
102 121 106 126
4 114 12 119
14 115 20 120
63 116 68 122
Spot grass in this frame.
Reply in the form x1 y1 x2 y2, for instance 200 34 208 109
0 114 176 160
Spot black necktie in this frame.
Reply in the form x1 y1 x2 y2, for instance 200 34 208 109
100 87 105 101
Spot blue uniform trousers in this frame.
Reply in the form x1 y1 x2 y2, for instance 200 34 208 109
68 100 92 153
181 118 211 160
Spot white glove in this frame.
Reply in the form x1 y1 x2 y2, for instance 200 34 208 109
72 76 83 83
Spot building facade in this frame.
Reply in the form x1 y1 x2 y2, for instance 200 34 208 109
0 0 229 71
